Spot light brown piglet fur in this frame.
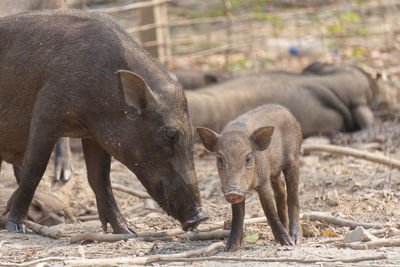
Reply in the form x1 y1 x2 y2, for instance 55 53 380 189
197 104 302 252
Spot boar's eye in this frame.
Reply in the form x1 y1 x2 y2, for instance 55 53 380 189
245 153 254 165
162 128 179 143
216 153 223 166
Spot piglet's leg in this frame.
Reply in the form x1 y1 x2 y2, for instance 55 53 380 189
270 174 289 229
82 138 134 234
257 184 293 246
283 161 301 244
225 201 245 252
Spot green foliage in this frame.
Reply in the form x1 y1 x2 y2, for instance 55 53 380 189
326 24 344 35
340 12 360 23
253 13 286 31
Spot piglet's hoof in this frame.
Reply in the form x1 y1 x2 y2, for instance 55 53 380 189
225 238 242 252
7 221 26 234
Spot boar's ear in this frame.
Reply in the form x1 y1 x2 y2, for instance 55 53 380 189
117 70 158 114
196 127 219 152
250 126 274 151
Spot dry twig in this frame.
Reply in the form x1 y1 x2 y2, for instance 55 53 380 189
25 220 62 239
302 144 400 169
344 238 400 250
64 241 225 266
160 253 387 264
178 230 230 241
301 212 383 229
112 184 150 198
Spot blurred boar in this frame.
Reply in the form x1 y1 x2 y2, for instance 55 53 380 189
186 65 379 137
172 69 232 90
0 10 207 234
0 188 73 227
0 0 68 17
302 61 380 128
197 104 302 251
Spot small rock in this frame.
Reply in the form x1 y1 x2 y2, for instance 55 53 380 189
326 189 340 206
344 226 376 243
301 220 319 237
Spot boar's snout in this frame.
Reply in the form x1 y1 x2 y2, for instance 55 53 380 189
182 207 208 231
225 186 244 204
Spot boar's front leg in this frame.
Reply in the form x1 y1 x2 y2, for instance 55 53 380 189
226 201 245 252
6 124 57 233
257 183 293 246
81 138 134 234
54 137 73 182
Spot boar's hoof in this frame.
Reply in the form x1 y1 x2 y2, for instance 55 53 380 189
182 207 208 232
277 232 294 246
290 228 302 245
7 221 26 234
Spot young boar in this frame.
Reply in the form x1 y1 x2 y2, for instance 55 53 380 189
197 104 302 251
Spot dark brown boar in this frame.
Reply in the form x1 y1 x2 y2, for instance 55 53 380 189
0 0 72 184
0 10 206 234
197 104 302 251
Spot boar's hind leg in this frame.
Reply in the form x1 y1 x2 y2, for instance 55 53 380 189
283 161 301 244
13 165 23 185
81 138 134 234
6 124 58 233
257 183 293 246
54 137 73 182
270 173 289 229
225 201 245 252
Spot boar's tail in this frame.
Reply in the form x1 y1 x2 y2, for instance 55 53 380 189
307 84 355 131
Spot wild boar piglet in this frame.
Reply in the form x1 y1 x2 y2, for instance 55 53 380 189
197 104 302 252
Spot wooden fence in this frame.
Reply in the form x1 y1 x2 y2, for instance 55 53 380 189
88 0 400 71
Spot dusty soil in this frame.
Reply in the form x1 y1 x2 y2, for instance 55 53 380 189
0 118 400 266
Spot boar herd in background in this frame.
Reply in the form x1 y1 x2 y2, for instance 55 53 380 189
0 1 383 252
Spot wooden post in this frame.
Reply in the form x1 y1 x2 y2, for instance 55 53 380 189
224 0 233 69
137 0 159 58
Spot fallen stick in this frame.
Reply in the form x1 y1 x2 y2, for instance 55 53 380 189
25 220 62 239
301 212 383 229
159 253 387 264
344 238 400 250
301 144 400 169
178 230 230 241
112 184 150 198
77 202 146 222
70 216 268 244
64 241 225 266
0 257 81 267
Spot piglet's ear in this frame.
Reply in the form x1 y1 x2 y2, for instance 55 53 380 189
196 127 219 152
117 70 159 114
250 126 274 151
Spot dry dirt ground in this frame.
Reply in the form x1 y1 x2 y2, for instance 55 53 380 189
0 118 400 266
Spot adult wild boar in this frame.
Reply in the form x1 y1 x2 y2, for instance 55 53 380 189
0 0 72 184
186 66 378 137
197 104 302 251
0 10 207 234
172 69 232 90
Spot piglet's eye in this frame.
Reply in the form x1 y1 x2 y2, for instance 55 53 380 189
246 153 253 165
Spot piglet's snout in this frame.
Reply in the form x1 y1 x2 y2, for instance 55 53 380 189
225 186 244 204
